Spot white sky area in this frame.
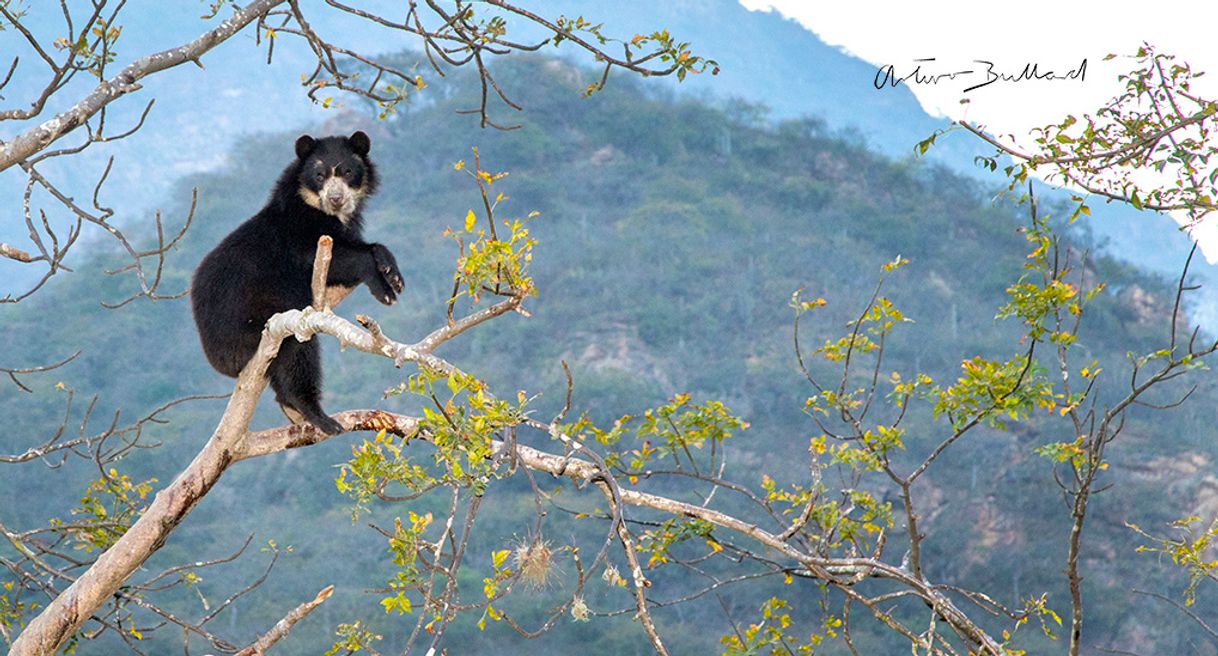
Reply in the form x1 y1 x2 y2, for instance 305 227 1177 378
739 0 1218 261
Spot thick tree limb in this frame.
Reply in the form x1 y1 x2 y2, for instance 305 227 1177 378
235 409 416 461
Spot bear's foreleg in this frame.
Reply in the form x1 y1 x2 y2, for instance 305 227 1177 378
326 241 404 306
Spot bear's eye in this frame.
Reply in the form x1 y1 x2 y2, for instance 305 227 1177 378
314 170 326 182
338 166 351 177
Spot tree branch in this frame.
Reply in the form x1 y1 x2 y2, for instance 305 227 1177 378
236 585 334 656
0 0 285 173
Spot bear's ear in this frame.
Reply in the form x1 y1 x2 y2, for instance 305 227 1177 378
295 135 316 160
348 131 371 157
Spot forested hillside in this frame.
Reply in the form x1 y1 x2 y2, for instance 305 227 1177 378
2 56 1213 654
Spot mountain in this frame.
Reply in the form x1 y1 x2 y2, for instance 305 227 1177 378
2 0 1208 326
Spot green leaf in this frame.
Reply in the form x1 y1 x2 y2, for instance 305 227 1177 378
381 591 412 615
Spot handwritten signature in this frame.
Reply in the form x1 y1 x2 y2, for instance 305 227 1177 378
874 58 1088 93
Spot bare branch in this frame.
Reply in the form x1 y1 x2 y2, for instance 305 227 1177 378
236 585 335 656
0 350 79 394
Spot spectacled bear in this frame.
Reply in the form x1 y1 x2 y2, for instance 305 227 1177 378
191 131 404 435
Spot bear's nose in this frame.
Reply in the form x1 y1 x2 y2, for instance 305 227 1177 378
327 191 344 205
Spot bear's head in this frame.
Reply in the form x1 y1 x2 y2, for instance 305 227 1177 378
294 131 380 224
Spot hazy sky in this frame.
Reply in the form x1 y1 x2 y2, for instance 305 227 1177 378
740 0 1218 259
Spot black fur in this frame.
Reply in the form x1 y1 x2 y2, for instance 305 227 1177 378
191 131 404 435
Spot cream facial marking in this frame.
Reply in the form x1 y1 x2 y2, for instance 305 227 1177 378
299 167 366 224
299 186 322 210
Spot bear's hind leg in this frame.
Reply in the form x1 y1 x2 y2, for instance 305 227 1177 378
269 339 344 435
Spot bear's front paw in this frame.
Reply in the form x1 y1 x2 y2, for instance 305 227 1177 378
381 265 405 295
370 280 397 306
376 288 398 306
367 266 398 306
372 243 405 294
